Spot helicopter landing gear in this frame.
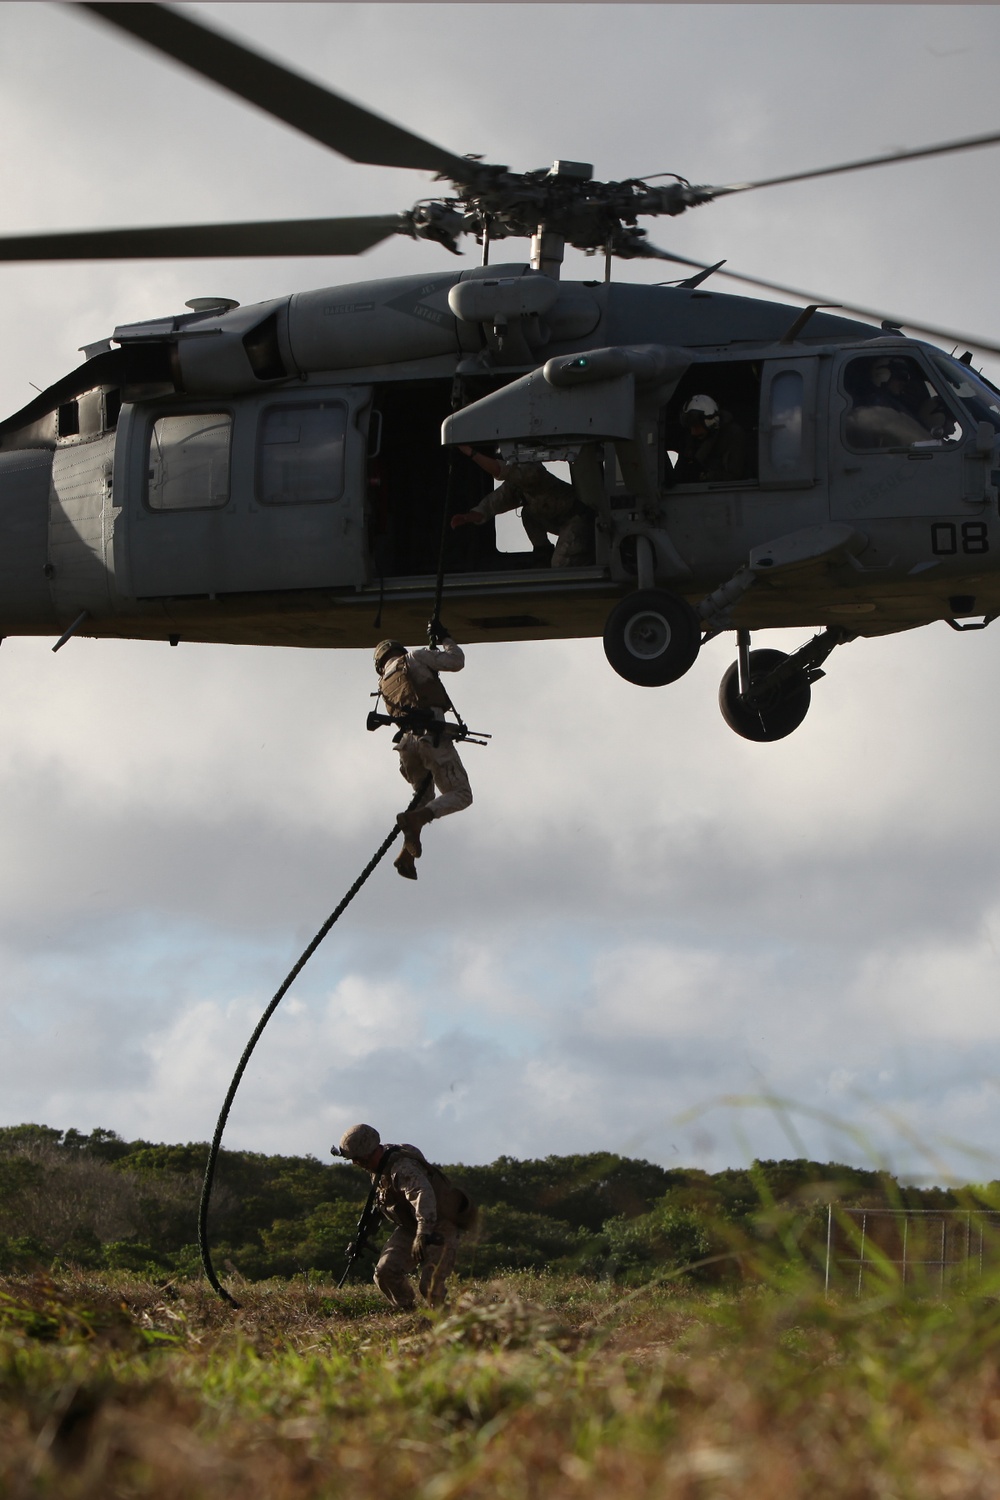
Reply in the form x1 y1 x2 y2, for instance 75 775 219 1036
719 627 847 742
603 588 702 687
720 643 811 741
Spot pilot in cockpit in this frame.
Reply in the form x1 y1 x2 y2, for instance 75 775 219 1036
846 356 956 449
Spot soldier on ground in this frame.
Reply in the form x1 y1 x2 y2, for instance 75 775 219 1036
373 630 472 881
336 1123 475 1310
450 446 595 567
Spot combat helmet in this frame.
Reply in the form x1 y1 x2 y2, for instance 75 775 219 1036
373 640 405 674
337 1123 381 1161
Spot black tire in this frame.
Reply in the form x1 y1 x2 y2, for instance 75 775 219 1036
603 589 701 687
719 648 811 742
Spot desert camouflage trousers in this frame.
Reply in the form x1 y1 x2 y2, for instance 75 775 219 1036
374 1222 460 1309
520 508 595 567
395 731 473 820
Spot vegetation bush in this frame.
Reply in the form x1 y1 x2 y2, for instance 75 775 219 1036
5 1125 1000 1492
1 1123 995 1291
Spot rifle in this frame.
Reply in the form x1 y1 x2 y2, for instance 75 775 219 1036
366 709 491 747
334 1145 400 1289
337 1194 382 1288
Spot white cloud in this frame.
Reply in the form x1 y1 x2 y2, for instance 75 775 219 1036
1 3 1000 1186
584 943 749 1041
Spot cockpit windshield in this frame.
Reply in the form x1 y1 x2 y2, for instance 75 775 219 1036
932 354 1000 435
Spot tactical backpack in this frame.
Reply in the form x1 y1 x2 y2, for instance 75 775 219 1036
393 1147 479 1233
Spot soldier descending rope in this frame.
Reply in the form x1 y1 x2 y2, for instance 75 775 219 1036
372 629 473 881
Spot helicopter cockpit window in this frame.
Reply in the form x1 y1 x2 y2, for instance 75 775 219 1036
930 355 1000 437
257 402 347 505
147 412 231 511
842 356 962 451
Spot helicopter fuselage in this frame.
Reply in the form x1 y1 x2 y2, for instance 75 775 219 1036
0 265 996 659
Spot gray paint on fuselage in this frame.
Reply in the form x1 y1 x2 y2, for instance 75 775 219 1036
0 448 55 630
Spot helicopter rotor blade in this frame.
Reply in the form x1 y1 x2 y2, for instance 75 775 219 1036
645 246 1000 360
707 127 1000 199
0 216 407 262
79 3 473 180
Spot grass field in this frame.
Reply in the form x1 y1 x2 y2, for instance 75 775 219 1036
4 1263 1000 1499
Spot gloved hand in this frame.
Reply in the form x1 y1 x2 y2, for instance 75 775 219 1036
428 617 451 643
412 1228 445 1263
450 511 487 529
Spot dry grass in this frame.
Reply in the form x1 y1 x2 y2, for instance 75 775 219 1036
4 1266 1000 1498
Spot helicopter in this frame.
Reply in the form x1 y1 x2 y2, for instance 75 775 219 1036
4 6 1000 740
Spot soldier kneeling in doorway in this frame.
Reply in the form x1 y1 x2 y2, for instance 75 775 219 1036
451 446 595 567
338 1123 476 1309
373 631 472 881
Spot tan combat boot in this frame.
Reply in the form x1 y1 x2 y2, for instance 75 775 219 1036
397 807 433 857
394 846 418 880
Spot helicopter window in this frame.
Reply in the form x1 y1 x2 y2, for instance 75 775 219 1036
57 401 79 439
147 412 231 511
842 355 962 451
660 362 759 486
931 355 1000 436
257 402 347 505
769 370 804 475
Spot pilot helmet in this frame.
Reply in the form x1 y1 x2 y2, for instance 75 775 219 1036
373 639 405 674
872 358 911 387
681 394 721 430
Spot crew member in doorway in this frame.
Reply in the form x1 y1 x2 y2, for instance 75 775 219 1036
451 446 595 567
674 395 748 483
373 632 472 881
337 1123 475 1309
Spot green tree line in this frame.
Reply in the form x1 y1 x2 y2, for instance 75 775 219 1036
0 1123 983 1285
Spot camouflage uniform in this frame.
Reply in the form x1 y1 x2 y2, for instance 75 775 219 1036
471 462 594 567
371 1145 460 1309
383 639 472 821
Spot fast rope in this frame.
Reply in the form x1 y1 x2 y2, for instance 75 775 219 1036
428 449 455 648
198 773 432 1307
428 378 465 648
202 399 469 1305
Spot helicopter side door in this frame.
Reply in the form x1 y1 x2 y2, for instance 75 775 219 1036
656 355 828 583
118 386 372 598
828 351 971 528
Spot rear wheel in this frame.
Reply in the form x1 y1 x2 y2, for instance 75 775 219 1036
603 588 701 687
719 648 811 741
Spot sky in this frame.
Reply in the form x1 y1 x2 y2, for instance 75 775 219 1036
2 2 1000 1184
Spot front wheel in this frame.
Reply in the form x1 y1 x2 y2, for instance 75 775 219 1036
719 648 811 741
603 589 701 687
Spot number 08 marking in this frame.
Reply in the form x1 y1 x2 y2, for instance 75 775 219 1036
931 522 990 555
